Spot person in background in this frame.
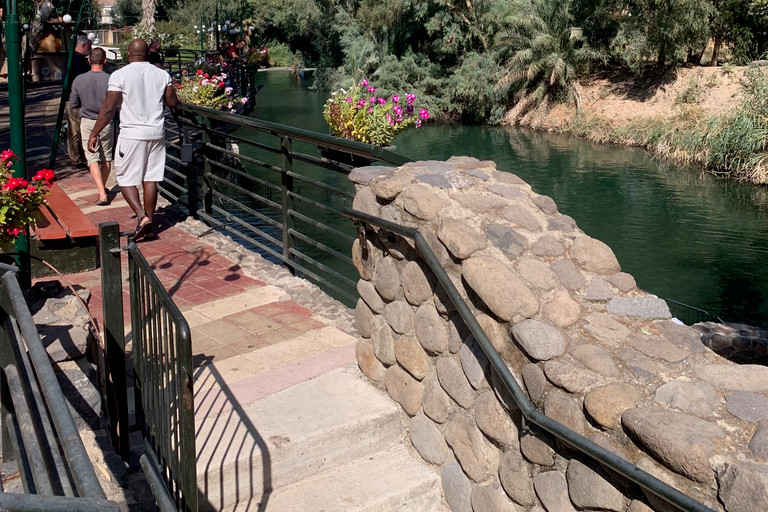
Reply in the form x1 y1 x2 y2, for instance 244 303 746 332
88 39 179 241
65 34 92 166
227 39 246 62
148 38 164 68
70 47 112 205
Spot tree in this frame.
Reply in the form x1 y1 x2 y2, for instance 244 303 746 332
611 0 711 69
496 0 604 124
139 0 156 32
115 0 142 27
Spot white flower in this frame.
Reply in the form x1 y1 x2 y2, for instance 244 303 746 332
225 87 233 94
227 102 233 109
193 86 198 92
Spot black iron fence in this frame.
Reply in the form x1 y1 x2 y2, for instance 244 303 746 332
127 239 197 512
0 263 120 511
664 298 717 325
163 101 411 305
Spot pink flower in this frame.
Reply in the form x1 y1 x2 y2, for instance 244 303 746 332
359 79 369 86
368 86 376 93
392 95 399 103
1 149 16 162
419 109 430 120
393 105 402 116
416 119 422 128
368 107 373 114
346 97 353 103
406 93 415 105
369 97 375 104
357 99 365 107
377 97 386 105
241 97 248 104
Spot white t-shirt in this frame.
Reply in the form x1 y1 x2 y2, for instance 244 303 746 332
108 61 172 140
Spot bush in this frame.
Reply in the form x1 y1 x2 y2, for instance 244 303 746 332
264 41 294 67
446 52 508 124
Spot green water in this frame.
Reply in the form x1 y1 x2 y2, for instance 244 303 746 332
247 71 768 326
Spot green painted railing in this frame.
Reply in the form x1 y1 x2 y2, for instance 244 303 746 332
0 263 120 511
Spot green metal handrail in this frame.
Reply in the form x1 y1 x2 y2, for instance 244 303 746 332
160 102 412 305
127 241 197 512
342 207 716 512
0 263 121 511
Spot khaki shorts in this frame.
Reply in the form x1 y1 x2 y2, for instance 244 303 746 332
114 138 166 187
80 117 113 166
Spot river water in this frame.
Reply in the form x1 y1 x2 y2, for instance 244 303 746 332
245 71 768 326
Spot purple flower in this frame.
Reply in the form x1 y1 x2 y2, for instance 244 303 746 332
393 105 402 116
368 86 376 93
359 79 369 86
392 95 399 103
406 93 415 104
406 105 414 114
377 97 386 105
357 99 365 107
419 109 430 120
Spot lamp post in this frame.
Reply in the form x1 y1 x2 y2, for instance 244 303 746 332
49 0 95 171
5 0 31 286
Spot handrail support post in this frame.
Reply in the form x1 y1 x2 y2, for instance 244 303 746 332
280 136 295 274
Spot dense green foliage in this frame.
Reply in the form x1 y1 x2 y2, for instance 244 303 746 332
113 0 768 125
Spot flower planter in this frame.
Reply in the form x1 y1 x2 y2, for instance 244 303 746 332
319 146 395 168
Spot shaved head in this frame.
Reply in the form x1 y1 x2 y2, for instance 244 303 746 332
127 39 149 62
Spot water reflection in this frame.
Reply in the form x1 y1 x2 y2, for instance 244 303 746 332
250 71 768 325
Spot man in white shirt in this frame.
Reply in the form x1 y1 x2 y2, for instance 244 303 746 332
87 38 179 240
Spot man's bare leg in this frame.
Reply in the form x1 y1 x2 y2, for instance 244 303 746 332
142 181 158 223
101 161 111 195
89 161 108 202
120 185 146 221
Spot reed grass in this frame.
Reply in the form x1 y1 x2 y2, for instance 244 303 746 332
570 69 768 183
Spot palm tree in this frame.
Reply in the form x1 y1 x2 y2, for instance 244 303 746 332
495 0 604 125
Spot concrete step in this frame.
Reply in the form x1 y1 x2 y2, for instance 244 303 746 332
241 445 445 512
196 365 417 512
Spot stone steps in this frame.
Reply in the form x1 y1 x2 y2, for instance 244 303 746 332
227 445 444 512
196 365 443 512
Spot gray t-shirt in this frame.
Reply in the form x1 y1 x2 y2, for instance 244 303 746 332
70 71 110 120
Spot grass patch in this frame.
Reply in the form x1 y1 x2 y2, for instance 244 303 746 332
570 69 768 182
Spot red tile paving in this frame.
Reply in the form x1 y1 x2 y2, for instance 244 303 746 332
32 166 350 379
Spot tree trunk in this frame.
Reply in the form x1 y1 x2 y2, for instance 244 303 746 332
140 0 156 33
710 37 722 67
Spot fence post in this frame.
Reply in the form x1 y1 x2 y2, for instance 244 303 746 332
0 267 15 461
98 222 129 462
280 136 295 273
201 124 213 216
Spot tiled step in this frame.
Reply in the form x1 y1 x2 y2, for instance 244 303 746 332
228 445 445 512
196 365 422 512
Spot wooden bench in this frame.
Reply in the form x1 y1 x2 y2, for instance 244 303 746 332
30 183 99 277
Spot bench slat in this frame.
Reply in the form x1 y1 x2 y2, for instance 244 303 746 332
46 184 98 239
33 205 68 241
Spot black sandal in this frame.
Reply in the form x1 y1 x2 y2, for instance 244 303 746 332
135 216 153 240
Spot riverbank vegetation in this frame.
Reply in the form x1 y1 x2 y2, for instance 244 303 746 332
119 0 768 180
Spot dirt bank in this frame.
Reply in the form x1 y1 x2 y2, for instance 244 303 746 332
532 66 747 132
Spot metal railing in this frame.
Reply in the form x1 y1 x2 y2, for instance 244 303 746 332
664 298 719 325
343 208 716 512
0 263 120 511
162 101 411 305
127 240 197 512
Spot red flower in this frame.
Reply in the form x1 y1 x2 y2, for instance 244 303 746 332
2 177 28 190
26 185 36 193
204 73 210 78
218 81 225 87
33 169 55 184
1 149 17 162
196 69 204 75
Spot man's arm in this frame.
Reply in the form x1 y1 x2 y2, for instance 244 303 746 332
87 91 121 152
163 84 179 109
69 79 81 109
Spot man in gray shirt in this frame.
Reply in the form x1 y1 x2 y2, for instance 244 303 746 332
70 47 112 205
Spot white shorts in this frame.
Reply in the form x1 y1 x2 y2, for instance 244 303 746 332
114 138 166 187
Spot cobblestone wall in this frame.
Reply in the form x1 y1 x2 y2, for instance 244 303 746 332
349 158 768 512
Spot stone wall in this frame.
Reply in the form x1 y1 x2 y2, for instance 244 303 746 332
348 158 768 512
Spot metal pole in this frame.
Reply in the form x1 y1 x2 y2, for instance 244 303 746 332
6 0 31 288
49 2 89 170
280 136 295 273
99 222 129 462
